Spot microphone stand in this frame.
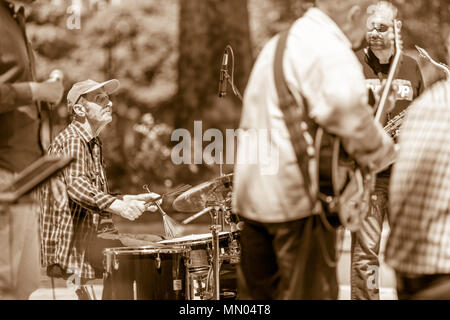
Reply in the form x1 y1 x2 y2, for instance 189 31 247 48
210 45 243 299
210 207 221 300
219 45 243 102
224 71 243 102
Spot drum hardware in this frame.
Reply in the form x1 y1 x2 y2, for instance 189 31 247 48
151 172 240 300
186 266 211 300
172 173 233 213
157 230 239 300
179 207 226 300
155 253 161 269
210 222 221 300
181 206 214 225
133 280 137 300
113 252 119 271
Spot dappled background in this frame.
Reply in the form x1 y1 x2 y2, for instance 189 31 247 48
27 0 449 215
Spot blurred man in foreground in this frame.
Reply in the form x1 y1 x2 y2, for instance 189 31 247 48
385 29 450 300
233 0 395 300
0 0 64 299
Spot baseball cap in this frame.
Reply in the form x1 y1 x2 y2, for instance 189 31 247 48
67 79 120 109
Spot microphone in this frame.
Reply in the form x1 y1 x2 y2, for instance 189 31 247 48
218 51 228 97
49 69 64 82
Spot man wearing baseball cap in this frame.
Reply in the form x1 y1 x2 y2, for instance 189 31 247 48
39 79 160 299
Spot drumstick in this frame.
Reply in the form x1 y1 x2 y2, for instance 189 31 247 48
143 184 183 238
181 207 214 225
144 184 192 207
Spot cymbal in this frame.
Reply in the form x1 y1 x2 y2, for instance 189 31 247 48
173 174 233 213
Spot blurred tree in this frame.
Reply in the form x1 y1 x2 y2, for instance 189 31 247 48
391 0 449 84
27 0 180 195
247 0 314 53
175 0 253 183
22 0 449 197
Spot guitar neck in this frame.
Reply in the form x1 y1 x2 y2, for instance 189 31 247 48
374 19 402 123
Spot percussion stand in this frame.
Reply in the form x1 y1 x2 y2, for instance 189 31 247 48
209 205 224 300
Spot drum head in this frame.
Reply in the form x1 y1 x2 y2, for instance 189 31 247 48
99 233 165 248
103 245 187 256
158 232 231 246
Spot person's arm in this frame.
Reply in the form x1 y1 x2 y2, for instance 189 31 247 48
60 136 147 220
306 52 396 171
0 81 64 114
0 14 64 113
0 83 33 112
1 81 64 113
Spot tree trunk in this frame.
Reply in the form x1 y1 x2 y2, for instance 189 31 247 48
176 0 253 132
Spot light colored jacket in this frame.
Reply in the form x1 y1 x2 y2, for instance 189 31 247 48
233 8 395 223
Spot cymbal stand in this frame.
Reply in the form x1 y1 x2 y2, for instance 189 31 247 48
208 206 222 300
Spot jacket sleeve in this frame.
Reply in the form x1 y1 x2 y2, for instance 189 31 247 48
0 83 34 113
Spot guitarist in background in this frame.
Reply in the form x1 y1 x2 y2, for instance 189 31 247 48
233 0 395 300
0 0 64 299
351 1 425 300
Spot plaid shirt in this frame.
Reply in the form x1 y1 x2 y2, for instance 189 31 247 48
40 121 117 279
385 80 450 275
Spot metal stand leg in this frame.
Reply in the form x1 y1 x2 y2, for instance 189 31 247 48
186 266 191 300
210 224 221 300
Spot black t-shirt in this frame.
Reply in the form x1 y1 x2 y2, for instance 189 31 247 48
355 48 425 178
356 48 425 121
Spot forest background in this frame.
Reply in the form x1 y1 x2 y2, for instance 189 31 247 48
27 0 450 216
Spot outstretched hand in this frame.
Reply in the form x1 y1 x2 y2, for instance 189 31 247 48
123 193 162 212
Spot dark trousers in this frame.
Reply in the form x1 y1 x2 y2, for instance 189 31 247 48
85 236 123 300
85 236 123 278
396 273 450 300
237 215 338 300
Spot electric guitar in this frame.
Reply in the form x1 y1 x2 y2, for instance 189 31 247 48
415 45 450 79
316 20 403 232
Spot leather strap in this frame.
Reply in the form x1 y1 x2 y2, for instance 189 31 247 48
273 27 318 208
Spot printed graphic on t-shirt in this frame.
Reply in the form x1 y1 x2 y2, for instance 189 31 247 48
365 79 414 101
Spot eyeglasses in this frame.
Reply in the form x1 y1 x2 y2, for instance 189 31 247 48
368 23 390 33
82 93 111 107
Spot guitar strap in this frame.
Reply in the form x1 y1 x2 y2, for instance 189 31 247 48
273 27 319 210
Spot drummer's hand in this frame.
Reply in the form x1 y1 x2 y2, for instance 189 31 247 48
124 193 162 212
108 199 145 221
